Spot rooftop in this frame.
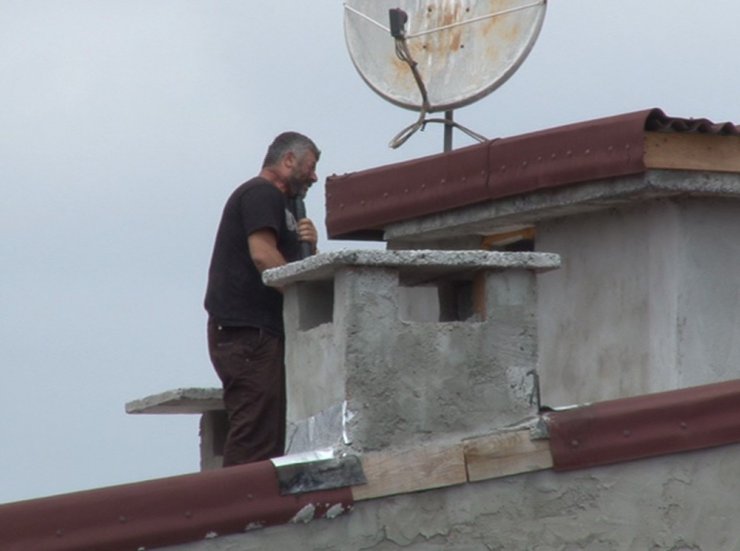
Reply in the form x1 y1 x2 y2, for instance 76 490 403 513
4 109 740 550
325 108 740 241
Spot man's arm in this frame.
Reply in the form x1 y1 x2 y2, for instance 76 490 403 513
248 228 286 274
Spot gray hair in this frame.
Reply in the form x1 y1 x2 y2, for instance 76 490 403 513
262 131 321 168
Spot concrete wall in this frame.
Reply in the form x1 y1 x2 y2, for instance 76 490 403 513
162 441 740 551
381 171 740 407
537 197 740 407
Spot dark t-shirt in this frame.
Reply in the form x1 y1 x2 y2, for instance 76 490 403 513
204 177 301 334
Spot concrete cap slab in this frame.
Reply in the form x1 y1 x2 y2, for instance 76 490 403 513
125 387 224 414
263 250 560 287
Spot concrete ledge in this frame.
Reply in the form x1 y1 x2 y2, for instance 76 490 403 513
125 388 224 414
263 250 561 287
383 170 740 242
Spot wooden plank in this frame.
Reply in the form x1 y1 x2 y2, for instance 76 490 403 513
351 442 467 501
482 227 536 249
645 133 740 173
472 271 487 320
464 430 553 482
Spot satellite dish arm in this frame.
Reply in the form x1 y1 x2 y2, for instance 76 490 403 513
387 9 433 148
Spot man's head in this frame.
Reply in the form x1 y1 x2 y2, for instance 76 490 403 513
262 132 320 197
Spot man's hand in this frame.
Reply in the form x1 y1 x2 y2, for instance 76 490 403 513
297 218 318 254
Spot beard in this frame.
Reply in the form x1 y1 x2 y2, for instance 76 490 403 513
287 170 311 198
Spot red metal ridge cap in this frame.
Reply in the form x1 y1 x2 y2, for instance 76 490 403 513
325 109 656 240
326 140 489 241
325 108 740 241
0 460 353 551
545 379 740 471
484 109 653 200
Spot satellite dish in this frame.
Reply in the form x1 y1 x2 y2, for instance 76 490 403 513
343 0 547 148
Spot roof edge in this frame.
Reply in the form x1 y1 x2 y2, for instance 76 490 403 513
546 378 740 471
0 460 352 551
5 378 740 548
326 109 740 241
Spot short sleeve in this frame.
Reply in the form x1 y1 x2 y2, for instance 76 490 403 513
240 183 285 237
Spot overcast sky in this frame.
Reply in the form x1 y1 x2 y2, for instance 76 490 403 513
2 0 739 504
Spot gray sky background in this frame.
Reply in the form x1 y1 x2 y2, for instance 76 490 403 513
2 0 738 504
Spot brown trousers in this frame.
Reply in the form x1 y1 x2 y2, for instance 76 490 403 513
207 321 286 466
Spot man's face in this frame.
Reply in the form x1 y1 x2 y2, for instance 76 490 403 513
286 151 318 198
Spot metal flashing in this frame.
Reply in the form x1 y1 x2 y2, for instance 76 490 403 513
275 455 367 496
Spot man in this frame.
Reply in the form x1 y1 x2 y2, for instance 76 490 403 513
204 132 320 466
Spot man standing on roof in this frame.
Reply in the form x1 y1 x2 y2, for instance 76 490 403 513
204 132 320 466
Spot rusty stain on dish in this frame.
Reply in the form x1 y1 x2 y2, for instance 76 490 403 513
482 3 526 64
499 21 524 48
344 0 547 111
387 1 469 97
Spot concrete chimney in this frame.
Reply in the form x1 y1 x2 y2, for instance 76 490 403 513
263 250 560 455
